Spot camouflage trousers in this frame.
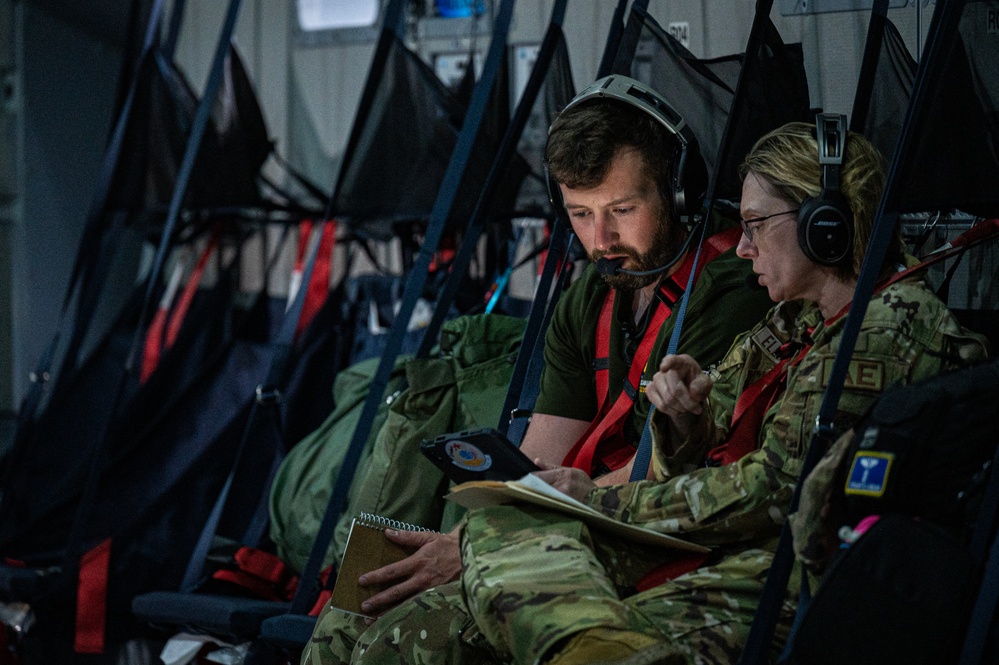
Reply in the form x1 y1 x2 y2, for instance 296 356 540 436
320 505 791 664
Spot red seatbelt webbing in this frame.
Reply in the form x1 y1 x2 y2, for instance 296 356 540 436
140 262 184 384
209 546 300 601
296 221 336 340
140 228 220 383
75 538 111 654
164 229 221 349
565 298 673 473
566 228 741 475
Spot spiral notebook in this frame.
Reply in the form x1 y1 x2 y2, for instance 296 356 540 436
329 513 438 618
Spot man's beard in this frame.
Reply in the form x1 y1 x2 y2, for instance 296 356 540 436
593 218 686 291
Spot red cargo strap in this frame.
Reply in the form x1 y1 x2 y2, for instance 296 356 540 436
75 538 111 654
565 227 741 475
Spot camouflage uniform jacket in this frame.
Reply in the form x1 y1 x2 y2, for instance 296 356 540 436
587 277 988 557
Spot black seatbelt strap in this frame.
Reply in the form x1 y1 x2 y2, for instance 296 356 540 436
628 220 708 481
502 229 577 445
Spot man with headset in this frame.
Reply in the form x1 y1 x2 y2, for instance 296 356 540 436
302 76 771 663
329 117 987 664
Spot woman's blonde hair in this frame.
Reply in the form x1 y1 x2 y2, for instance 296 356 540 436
740 121 902 279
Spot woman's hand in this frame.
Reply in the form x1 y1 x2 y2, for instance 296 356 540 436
532 459 597 502
645 354 713 439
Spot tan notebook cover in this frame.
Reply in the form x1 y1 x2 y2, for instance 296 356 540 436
329 514 435 617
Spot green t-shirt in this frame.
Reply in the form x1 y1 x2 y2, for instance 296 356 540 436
533 247 772 448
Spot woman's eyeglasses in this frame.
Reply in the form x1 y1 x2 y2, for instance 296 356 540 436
740 209 799 243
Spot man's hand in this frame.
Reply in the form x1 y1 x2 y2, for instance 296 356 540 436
645 354 712 438
533 460 597 503
357 529 460 619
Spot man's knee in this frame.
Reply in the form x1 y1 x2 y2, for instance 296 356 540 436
304 602 369 664
353 582 494 664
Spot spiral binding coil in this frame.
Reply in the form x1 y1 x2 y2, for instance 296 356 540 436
357 512 438 533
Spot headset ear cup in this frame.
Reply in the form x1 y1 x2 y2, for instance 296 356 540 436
673 140 708 221
797 193 854 267
544 164 566 221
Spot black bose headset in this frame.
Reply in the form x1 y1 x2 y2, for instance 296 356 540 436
545 75 708 231
797 113 854 267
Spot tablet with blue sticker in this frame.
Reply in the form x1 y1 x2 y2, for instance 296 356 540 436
421 427 540 484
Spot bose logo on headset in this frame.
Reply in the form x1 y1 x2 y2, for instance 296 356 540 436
546 75 708 229
797 113 854 267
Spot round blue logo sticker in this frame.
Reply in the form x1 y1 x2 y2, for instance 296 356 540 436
444 440 493 472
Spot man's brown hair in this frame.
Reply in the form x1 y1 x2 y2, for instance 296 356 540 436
546 98 679 218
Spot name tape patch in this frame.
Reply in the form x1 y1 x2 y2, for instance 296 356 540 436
844 451 894 497
821 357 885 392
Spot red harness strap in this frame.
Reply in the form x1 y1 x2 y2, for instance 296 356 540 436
565 228 742 475
705 343 811 466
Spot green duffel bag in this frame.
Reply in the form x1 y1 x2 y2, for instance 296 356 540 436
268 354 409 573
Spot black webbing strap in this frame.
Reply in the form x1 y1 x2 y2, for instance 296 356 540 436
325 0 407 212
163 0 186 60
415 0 570 361
739 2 962 662
496 217 571 438
628 220 708 481
502 229 576 444
599 0 647 78
54 0 248 589
608 0 652 76
288 0 518 615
